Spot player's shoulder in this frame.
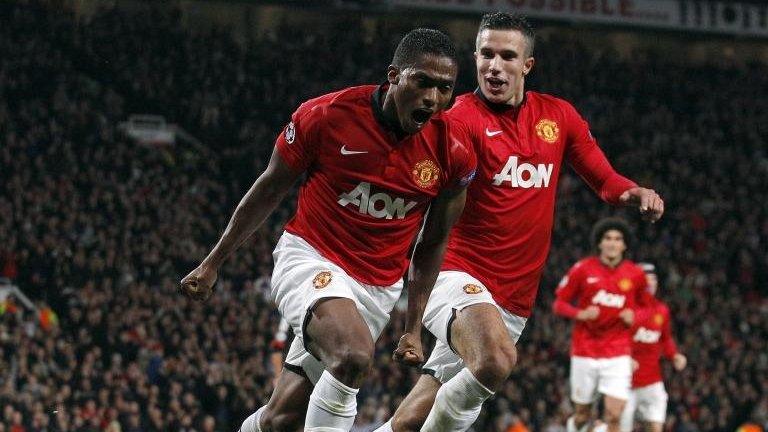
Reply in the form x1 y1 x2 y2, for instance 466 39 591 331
445 93 487 122
295 85 376 118
449 92 483 111
622 259 646 275
572 256 598 272
526 91 580 117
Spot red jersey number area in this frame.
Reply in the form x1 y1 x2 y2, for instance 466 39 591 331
275 85 475 287
631 300 677 388
556 257 649 358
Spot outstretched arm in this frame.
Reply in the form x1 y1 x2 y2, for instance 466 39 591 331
180 148 301 301
394 187 467 366
565 105 664 222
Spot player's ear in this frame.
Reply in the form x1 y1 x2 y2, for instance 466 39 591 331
387 65 400 85
523 57 535 76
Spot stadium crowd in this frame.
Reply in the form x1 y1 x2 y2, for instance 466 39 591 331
1 2 766 431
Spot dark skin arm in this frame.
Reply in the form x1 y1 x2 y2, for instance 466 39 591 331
180 148 301 301
394 186 468 366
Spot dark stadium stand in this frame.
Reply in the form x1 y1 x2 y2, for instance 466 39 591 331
0 2 766 431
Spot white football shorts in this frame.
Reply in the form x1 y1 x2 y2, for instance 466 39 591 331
570 355 632 404
421 271 527 383
271 231 402 384
620 381 668 431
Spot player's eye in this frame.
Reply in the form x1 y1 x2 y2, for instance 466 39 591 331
480 50 494 59
502 52 517 61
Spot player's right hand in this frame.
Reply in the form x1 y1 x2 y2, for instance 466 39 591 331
576 305 600 321
180 264 218 301
673 353 687 371
393 333 424 367
618 308 635 326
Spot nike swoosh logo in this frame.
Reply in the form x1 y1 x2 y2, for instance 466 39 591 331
485 128 503 137
587 277 600 284
340 145 368 155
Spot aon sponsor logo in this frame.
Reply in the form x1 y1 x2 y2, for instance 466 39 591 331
493 156 554 188
337 182 417 220
634 327 661 343
591 289 626 308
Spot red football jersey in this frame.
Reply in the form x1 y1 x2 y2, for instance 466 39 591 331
275 85 476 286
441 91 637 317
554 257 650 358
631 298 678 388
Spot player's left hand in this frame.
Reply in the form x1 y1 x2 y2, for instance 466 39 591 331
619 187 664 222
393 333 424 367
673 353 687 371
619 308 635 326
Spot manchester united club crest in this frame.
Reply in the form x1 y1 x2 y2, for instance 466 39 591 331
618 278 633 292
535 119 559 143
285 121 296 144
463 284 484 294
412 160 440 188
654 313 664 326
313 271 332 289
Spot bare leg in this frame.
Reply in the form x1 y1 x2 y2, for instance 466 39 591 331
603 396 627 432
303 297 375 431
420 303 517 432
389 375 441 432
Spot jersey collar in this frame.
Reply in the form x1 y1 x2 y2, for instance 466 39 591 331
474 87 526 114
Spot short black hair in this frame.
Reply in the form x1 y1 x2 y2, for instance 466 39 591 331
591 217 632 250
477 12 535 56
392 28 458 69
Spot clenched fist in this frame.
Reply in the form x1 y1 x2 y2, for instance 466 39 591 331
393 333 424 367
619 308 635 327
577 305 600 321
180 265 218 301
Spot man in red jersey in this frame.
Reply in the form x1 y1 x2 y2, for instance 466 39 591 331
179 29 476 432
620 263 687 432
377 13 663 432
554 218 654 432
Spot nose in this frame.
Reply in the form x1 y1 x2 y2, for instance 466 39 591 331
489 54 502 74
423 87 438 108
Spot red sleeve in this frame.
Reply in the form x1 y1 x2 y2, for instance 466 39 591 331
446 118 478 189
275 101 325 173
564 103 637 205
661 305 679 359
553 262 583 319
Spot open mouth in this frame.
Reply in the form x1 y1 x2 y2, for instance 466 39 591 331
411 108 433 125
486 76 507 92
